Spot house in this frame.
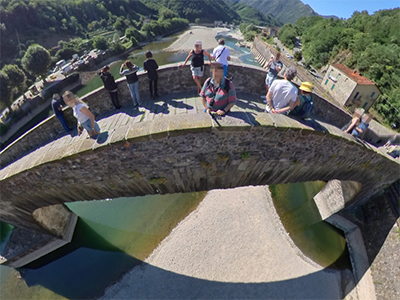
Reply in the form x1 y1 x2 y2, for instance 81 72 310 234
322 64 381 112
214 21 224 27
262 25 279 37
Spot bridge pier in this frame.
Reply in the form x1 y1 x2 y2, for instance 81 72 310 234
0 204 77 268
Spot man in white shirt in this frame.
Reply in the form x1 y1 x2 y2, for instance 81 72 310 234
212 38 231 78
266 67 298 114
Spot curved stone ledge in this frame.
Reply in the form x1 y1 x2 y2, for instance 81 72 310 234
0 106 399 233
1 63 399 234
0 62 353 169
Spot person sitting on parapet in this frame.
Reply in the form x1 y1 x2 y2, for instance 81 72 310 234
265 66 298 114
385 136 398 148
288 81 314 119
384 136 400 159
200 63 236 116
52 93 71 133
343 109 363 133
63 91 100 137
351 114 372 140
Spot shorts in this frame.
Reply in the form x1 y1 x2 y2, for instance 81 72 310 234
81 118 100 134
191 65 204 77
265 74 276 87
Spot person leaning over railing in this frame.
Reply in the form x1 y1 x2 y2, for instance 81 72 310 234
200 63 236 116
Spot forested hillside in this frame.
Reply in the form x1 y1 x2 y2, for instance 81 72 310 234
279 9 400 125
153 0 240 22
233 0 318 24
227 1 282 27
0 0 281 66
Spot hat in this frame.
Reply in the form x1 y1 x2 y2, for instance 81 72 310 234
195 40 202 46
299 82 313 93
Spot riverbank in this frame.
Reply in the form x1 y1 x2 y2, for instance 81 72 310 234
100 186 345 299
165 26 244 51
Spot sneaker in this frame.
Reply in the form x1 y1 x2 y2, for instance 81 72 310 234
265 104 272 113
260 95 267 100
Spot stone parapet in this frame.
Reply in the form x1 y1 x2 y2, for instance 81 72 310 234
0 62 355 169
0 108 399 232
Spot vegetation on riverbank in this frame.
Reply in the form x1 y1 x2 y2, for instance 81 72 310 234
278 9 400 126
238 23 262 41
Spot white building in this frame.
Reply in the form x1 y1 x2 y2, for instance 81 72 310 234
322 64 381 112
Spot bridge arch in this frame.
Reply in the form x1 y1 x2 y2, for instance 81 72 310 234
0 63 398 234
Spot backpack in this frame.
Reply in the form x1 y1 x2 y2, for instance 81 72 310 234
297 94 314 118
205 77 230 94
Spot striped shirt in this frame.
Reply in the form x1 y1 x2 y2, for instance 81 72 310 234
200 78 236 111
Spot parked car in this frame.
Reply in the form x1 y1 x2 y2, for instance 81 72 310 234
60 63 72 75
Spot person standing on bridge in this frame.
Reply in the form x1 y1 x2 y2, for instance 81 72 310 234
52 93 71 133
120 60 141 108
143 51 159 100
265 66 298 114
212 38 231 78
262 52 283 103
181 40 212 95
63 91 100 137
200 63 236 116
99 66 121 109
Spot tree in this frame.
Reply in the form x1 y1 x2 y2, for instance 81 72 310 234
195 18 200 24
1 64 26 92
125 27 143 42
92 36 108 50
293 51 302 62
0 72 12 108
21 44 51 82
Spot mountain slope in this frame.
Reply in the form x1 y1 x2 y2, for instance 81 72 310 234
236 0 319 24
160 0 241 22
228 1 283 27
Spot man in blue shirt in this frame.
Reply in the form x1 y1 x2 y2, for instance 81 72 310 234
52 93 71 133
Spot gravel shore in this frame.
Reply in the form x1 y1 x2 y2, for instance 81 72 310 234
166 26 244 52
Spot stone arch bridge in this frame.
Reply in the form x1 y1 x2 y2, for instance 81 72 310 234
0 63 398 236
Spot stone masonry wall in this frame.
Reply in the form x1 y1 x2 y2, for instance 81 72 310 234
0 63 355 169
0 111 399 232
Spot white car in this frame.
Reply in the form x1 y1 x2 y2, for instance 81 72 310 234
286 53 293 59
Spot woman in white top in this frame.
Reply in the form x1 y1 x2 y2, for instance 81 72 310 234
63 91 100 137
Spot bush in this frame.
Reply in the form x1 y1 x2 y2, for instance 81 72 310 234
294 51 303 61
92 36 108 50
0 122 10 135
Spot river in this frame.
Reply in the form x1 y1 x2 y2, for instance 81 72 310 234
1 30 257 149
75 31 258 97
0 181 350 299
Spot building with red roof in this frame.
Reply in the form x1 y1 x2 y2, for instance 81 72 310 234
322 64 381 112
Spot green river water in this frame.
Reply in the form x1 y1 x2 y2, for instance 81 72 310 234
0 182 350 299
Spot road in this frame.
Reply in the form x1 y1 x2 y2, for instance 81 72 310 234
273 37 324 79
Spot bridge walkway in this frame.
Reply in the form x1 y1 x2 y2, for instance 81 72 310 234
0 91 391 181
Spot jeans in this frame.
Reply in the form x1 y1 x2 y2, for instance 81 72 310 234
57 114 71 132
127 81 141 106
223 65 228 78
149 79 158 97
109 91 121 109
81 118 100 134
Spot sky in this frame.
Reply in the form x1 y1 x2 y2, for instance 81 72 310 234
302 0 400 19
